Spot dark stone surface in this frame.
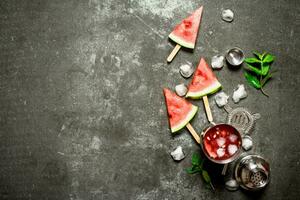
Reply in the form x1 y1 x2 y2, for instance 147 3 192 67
0 0 299 199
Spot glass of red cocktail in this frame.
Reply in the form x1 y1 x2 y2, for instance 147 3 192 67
201 124 242 164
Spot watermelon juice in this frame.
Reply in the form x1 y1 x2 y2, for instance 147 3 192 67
203 124 241 161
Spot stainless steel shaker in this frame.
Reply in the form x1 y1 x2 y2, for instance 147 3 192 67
234 154 270 191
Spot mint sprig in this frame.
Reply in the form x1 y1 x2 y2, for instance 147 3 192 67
186 153 214 190
244 51 276 97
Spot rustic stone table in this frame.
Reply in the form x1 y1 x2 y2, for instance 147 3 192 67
0 0 299 199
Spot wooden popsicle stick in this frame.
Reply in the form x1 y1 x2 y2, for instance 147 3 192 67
167 44 181 62
202 95 213 123
186 123 201 144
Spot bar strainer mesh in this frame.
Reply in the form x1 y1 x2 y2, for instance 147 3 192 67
250 171 267 187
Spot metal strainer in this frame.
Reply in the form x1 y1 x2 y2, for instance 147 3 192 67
235 154 270 191
224 105 261 135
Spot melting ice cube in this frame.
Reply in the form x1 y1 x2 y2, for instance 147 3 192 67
225 179 239 191
175 83 188 97
242 136 253 151
214 91 229 107
216 137 226 147
229 134 238 143
170 146 185 161
217 148 225 157
232 84 247 103
221 9 234 22
179 64 194 78
228 144 238 155
211 55 224 69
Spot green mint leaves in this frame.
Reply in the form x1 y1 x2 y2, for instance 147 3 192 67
244 71 261 89
186 153 214 190
244 51 276 97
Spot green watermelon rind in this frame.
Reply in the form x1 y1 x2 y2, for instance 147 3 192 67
169 33 194 49
186 81 222 99
171 105 198 133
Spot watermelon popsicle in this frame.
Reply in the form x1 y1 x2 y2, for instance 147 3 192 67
163 88 201 144
167 6 203 62
186 58 222 122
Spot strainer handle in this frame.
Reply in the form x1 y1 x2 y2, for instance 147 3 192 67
223 104 232 113
253 113 261 120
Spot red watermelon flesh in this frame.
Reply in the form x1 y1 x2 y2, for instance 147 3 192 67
163 88 198 133
186 58 222 99
169 6 203 49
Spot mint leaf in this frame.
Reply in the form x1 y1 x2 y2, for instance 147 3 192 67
261 63 270 76
192 153 201 166
186 167 201 174
186 153 214 190
263 54 275 63
244 72 261 89
245 57 261 64
244 51 276 96
253 51 263 60
245 63 263 75
202 170 211 183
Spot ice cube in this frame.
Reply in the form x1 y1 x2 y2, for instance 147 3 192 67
170 146 185 161
217 148 225 157
179 64 194 78
229 134 238 143
225 179 239 191
232 84 247 103
211 55 224 69
221 9 234 22
216 137 226 147
175 83 188 97
228 144 238 155
242 136 253 151
214 92 229 107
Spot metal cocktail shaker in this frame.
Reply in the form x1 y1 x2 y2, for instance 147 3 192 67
234 154 270 191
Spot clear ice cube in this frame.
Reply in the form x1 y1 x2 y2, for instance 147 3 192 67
214 91 229 107
170 146 185 161
228 144 238 155
232 84 247 103
216 137 226 147
211 55 224 69
217 148 225 157
229 134 238 143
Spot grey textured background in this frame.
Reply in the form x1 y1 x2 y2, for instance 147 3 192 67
0 0 299 200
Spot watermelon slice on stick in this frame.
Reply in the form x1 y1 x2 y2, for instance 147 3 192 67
167 6 203 62
163 88 201 144
186 58 222 122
